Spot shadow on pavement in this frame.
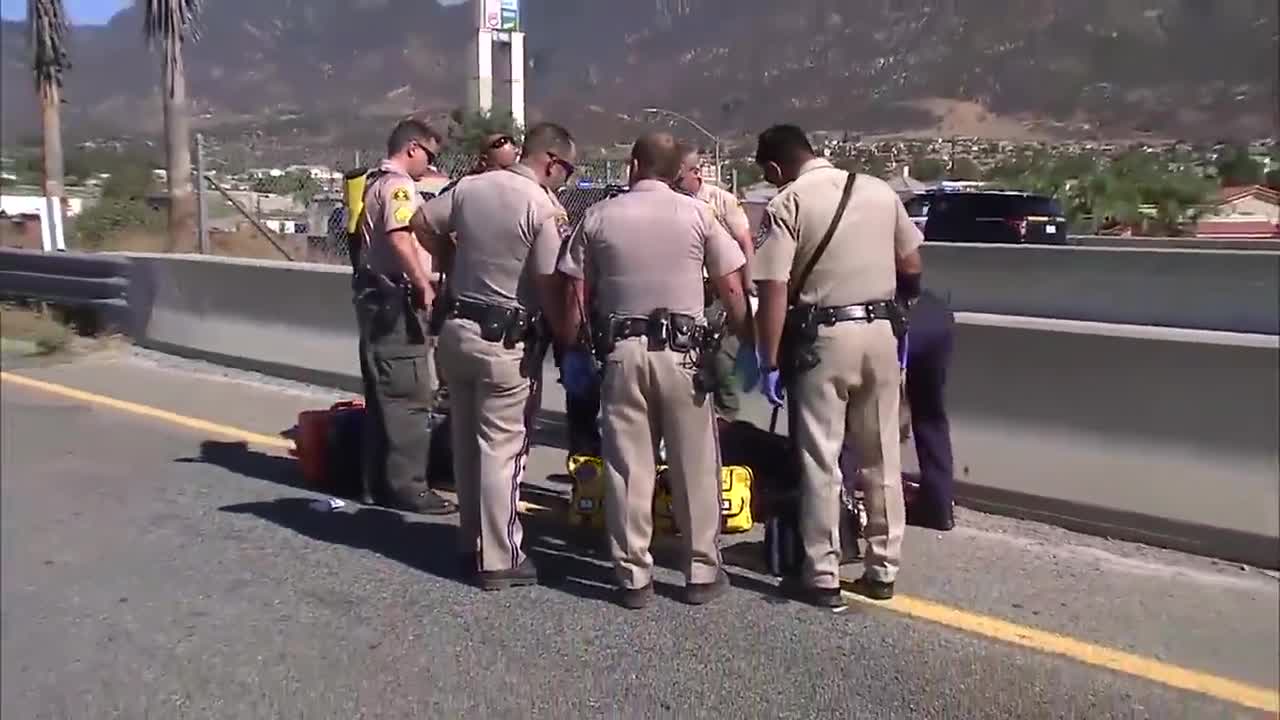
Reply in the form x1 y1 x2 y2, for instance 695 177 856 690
178 440 306 490
221 498 462 581
216 496 681 605
196 439 783 606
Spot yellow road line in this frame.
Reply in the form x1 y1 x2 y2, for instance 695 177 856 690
3 371 296 450
1 371 551 514
3 370 1276 712
840 588 1280 714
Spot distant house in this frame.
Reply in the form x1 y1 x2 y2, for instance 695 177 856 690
1196 185 1280 239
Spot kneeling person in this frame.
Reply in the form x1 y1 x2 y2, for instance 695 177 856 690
557 133 752 609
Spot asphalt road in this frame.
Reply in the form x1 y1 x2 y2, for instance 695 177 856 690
2 349 1278 719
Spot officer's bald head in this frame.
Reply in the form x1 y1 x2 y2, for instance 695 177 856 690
630 132 683 183
522 123 575 162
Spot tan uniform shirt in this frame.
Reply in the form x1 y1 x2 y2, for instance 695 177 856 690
753 159 922 307
361 160 432 277
695 182 751 240
421 164 567 310
558 179 745 319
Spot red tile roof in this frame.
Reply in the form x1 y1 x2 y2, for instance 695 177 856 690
1216 185 1280 206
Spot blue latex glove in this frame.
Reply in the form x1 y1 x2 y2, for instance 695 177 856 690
761 368 785 407
561 348 598 398
733 343 762 392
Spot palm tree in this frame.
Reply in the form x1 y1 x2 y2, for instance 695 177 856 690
144 0 201 252
28 0 69 202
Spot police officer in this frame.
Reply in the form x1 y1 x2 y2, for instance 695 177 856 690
438 132 521 197
904 289 956 532
675 147 755 422
557 133 753 609
430 132 521 415
753 124 924 605
420 122 578 590
352 119 457 515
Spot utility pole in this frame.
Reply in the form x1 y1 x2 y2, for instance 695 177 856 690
195 133 209 254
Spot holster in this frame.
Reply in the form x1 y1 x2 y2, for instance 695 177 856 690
594 308 705 359
869 300 909 341
354 271 427 345
779 304 821 383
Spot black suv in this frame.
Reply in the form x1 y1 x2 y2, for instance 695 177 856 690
905 190 1069 244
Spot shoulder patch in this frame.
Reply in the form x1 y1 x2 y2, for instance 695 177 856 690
555 211 572 241
393 205 414 225
391 187 411 203
754 212 772 250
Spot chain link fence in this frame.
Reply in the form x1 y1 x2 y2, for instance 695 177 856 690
197 134 629 266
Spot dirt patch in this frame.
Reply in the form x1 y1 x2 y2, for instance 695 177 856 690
1 303 75 356
865 98 1056 141
0 302 129 365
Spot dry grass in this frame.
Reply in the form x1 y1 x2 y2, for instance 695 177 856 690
0 303 75 355
101 227 312 262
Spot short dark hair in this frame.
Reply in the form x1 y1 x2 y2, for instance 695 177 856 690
633 132 683 181
755 124 815 167
523 122 575 158
387 119 443 157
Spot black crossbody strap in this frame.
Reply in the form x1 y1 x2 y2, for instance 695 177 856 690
788 172 856 307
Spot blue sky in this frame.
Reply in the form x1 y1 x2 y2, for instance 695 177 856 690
1 0 468 23
1 0 129 24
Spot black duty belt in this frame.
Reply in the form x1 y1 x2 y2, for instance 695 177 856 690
448 298 520 324
446 297 536 348
610 317 651 341
810 300 898 326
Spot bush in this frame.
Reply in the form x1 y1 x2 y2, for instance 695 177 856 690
71 198 164 251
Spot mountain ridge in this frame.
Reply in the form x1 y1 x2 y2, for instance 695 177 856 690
2 0 1276 145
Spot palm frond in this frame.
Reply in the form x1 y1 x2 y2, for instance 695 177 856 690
143 0 202 96
28 0 70 94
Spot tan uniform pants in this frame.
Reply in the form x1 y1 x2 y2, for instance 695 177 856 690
437 318 539 573
790 320 904 587
600 338 723 589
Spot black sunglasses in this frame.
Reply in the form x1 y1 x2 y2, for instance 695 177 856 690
413 140 438 165
489 135 515 150
548 152 576 177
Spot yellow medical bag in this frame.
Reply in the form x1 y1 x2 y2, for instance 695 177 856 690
567 455 607 529
567 456 754 535
719 465 754 534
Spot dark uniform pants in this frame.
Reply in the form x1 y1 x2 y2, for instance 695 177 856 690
704 298 741 421
551 342 602 456
355 293 438 504
905 291 955 517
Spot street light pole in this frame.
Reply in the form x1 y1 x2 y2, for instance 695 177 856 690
643 107 722 187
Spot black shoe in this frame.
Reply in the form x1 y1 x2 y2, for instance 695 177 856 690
684 569 730 606
457 551 478 579
778 576 846 609
384 488 457 516
907 502 955 532
617 582 655 610
849 576 895 601
476 558 538 591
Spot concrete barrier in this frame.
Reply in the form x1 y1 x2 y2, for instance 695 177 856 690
127 254 363 390
20 252 1280 567
923 243 1280 335
943 315 1279 568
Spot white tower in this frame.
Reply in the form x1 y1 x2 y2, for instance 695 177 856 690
469 0 526 129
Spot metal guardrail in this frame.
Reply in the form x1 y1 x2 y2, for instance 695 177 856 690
0 248 131 327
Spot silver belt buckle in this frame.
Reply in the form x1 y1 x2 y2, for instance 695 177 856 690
839 304 870 322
